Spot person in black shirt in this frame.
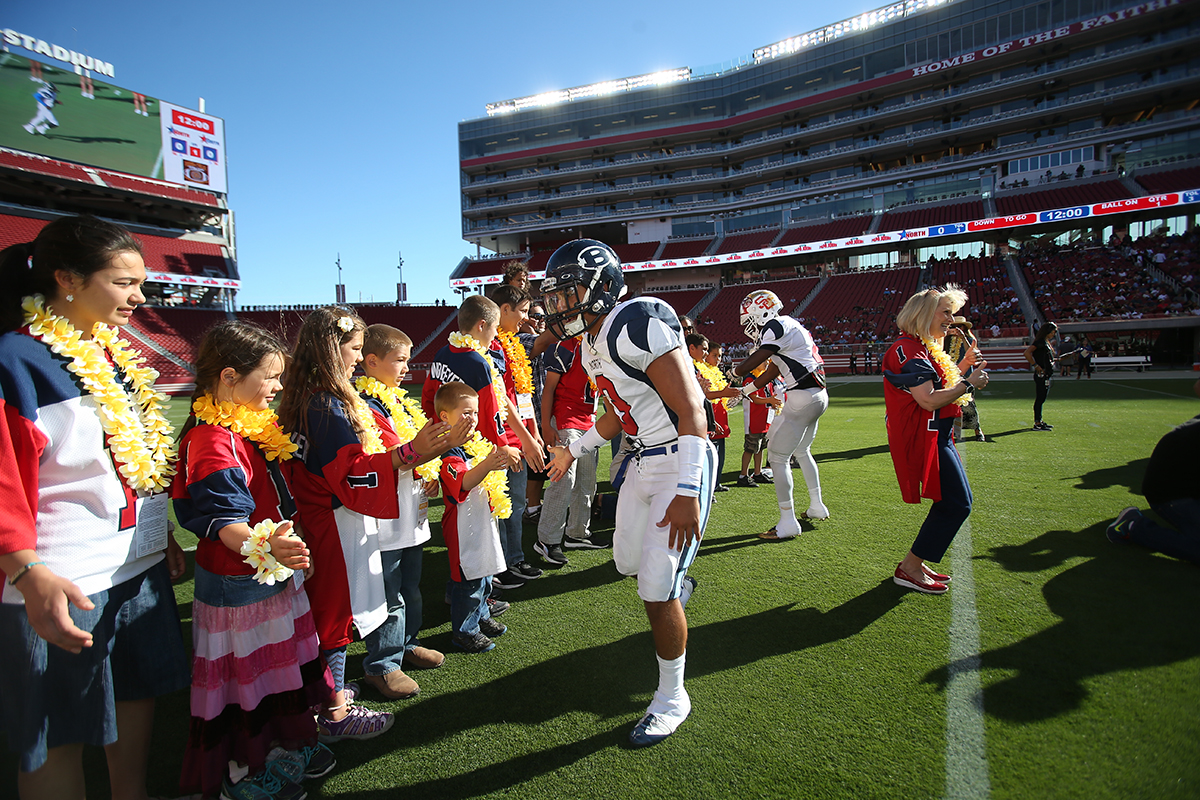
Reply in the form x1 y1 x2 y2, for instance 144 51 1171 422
1107 378 1200 563
1023 322 1058 431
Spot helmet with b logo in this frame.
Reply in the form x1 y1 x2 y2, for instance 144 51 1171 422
739 289 784 341
541 239 627 340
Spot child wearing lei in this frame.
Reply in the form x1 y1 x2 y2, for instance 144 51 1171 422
173 320 336 799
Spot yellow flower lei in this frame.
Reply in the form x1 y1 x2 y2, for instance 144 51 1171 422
22 295 175 493
191 395 298 462
349 394 387 454
921 336 970 407
463 430 511 519
240 519 294 585
496 330 534 395
694 359 731 408
448 331 508 423
355 376 441 482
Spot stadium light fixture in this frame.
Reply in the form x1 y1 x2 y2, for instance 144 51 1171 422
752 0 960 63
486 67 691 116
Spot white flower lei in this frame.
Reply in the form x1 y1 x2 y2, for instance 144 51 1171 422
355 376 441 481
447 331 508 423
240 519 294 585
22 295 176 492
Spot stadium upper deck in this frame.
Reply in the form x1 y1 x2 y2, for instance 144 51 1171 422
454 0 1200 285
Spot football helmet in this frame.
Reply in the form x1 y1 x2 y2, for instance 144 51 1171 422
541 239 627 340
739 289 784 341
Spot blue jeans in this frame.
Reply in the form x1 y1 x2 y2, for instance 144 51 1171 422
911 419 973 563
1128 498 1200 564
450 575 493 636
362 545 426 676
499 464 528 566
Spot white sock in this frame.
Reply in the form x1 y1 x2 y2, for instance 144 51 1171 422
776 503 801 536
229 760 250 784
647 652 690 724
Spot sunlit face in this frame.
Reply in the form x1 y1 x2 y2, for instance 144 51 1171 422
706 346 722 366
56 250 147 331
500 300 530 334
339 330 364 378
928 297 956 339
229 352 285 411
439 395 479 429
688 342 708 361
367 345 410 388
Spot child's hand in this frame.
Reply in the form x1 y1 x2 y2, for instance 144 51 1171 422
720 386 741 399
501 445 523 471
270 521 311 571
166 527 186 581
767 397 783 410
423 479 440 498
486 445 508 471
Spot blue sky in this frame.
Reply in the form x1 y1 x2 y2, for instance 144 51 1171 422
7 2 833 306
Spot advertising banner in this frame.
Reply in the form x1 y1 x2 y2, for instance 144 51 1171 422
0 51 226 193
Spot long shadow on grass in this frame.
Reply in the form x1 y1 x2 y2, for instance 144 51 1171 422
333 581 904 797
922 522 1200 722
1069 457 1147 493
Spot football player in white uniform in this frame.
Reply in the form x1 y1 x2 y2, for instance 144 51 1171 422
733 289 829 539
542 239 715 747
23 80 59 135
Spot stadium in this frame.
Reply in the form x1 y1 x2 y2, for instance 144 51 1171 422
1 1 1199 798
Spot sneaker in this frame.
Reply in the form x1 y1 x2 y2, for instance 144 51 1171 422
752 472 774 484
362 669 419 700
510 560 543 580
563 536 609 550
317 704 394 743
487 596 510 616
479 617 507 638
534 540 569 565
737 474 758 488
713 484 730 493
266 743 336 782
679 575 697 609
628 712 683 748
492 570 526 590
1107 506 1141 544
523 505 541 522
341 681 361 704
221 763 306 800
1033 421 1054 431
452 630 496 653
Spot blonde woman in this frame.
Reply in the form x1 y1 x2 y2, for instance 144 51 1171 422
881 286 990 593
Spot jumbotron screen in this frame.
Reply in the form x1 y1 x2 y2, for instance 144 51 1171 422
0 51 227 193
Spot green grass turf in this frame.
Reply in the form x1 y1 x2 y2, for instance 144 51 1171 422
4 376 1198 799
0 53 162 177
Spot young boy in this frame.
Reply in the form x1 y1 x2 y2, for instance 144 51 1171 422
739 363 784 487
533 333 601 565
435 382 510 653
422 295 547 590
357 324 447 699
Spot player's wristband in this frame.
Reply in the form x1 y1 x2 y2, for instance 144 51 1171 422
568 425 608 459
676 434 706 498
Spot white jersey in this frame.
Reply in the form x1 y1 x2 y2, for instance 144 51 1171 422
583 297 686 450
758 316 825 391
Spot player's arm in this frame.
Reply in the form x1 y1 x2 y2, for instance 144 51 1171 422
732 345 775 377
546 407 620 481
646 347 708 551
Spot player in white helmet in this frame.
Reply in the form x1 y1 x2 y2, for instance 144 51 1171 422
23 80 59 135
732 289 829 539
542 239 714 747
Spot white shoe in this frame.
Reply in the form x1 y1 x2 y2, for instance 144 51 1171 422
23 124 34 134
631 693 691 747
802 503 830 520
679 575 697 609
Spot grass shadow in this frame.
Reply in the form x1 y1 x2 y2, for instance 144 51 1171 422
1069 457 1148 493
927 523 1200 722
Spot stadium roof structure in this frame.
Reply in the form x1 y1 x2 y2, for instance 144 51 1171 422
454 0 1200 287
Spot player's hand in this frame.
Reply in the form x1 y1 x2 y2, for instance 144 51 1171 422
270 521 311 571
16 567 95 654
658 495 703 552
166 528 186 581
547 445 575 482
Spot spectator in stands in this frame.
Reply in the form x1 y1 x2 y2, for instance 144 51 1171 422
1107 378 1200 564
882 286 990 593
1024 322 1059 431
0 216 189 799
502 261 530 292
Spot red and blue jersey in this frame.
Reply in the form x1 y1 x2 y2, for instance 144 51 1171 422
173 420 297 577
439 449 504 583
281 392 399 649
882 335 961 503
422 342 518 448
544 337 596 432
0 329 165 603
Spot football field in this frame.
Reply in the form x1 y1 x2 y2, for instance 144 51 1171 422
5 374 1197 799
